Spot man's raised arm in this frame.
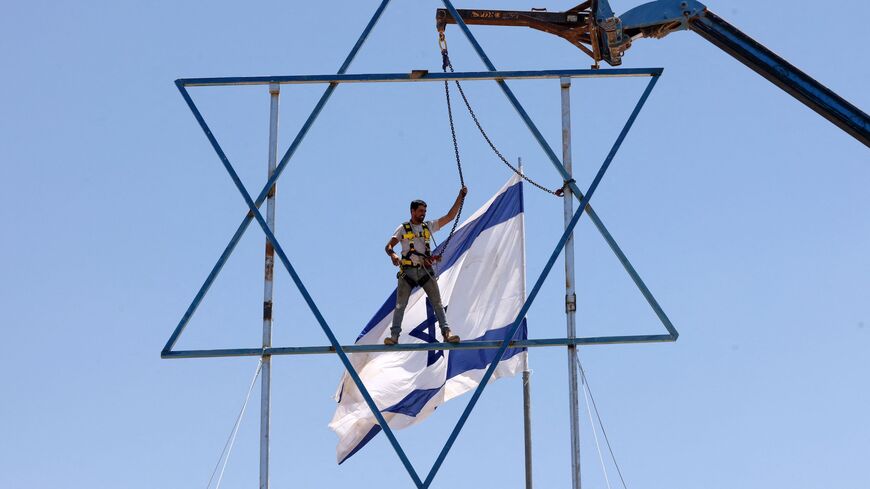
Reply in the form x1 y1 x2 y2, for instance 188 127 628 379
435 186 468 229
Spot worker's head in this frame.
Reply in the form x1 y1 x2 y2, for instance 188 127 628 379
410 199 427 223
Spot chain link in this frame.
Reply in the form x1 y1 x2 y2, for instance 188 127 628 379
442 50 561 196
436 40 565 260
436 49 465 260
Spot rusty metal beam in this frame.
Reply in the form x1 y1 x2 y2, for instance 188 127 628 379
436 5 596 55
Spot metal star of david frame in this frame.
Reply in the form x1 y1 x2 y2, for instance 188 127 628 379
162 1 679 487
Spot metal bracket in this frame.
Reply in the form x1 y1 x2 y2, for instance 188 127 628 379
620 0 706 36
566 293 577 312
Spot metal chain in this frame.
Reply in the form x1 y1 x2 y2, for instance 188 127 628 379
440 41 561 197
434 32 566 261
435 43 466 261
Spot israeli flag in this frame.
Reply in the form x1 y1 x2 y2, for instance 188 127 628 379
330 175 528 464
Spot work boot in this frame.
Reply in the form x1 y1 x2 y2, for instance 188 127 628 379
384 336 399 345
441 328 460 344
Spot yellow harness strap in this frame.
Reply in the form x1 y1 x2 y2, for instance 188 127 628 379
400 221 432 266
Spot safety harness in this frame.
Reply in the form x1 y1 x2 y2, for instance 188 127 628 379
398 221 434 288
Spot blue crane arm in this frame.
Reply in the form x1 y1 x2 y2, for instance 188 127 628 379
436 1 868 146
619 0 869 146
688 11 869 146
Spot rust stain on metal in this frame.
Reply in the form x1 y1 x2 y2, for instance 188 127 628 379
263 301 273 320
264 242 275 281
435 6 602 62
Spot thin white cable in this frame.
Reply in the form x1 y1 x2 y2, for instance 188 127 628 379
206 360 263 489
581 368 613 489
576 357 629 489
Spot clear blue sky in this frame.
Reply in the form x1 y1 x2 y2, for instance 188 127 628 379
1 1 867 488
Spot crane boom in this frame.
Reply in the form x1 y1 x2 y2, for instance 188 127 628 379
436 0 870 147
687 11 868 146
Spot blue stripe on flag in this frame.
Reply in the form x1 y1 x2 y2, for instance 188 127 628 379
383 386 443 417
356 182 523 341
431 181 523 272
447 319 527 379
372 319 528 416
355 290 397 343
379 319 528 418
342 319 527 460
338 424 381 465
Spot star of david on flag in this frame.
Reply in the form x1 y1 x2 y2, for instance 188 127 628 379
330 175 528 463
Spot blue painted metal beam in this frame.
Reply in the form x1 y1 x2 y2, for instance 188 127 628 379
161 334 676 359
177 68 661 87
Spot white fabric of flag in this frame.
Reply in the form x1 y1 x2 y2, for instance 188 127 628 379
329 175 528 464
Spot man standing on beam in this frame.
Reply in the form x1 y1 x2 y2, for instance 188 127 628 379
384 187 468 345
